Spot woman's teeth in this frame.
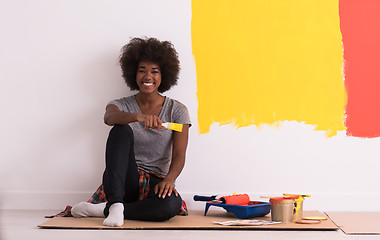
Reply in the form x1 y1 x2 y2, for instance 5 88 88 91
143 82 154 86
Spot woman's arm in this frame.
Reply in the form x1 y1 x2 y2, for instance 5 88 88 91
155 124 190 198
104 104 138 126
104 104 163 130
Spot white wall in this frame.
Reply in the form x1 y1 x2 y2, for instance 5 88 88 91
1 0 380 212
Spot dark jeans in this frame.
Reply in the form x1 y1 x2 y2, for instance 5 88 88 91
102 125 182 221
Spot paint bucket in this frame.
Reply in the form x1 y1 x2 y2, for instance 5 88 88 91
269 196 299 223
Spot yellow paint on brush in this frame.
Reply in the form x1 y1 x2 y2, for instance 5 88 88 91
192 0 347 136
162 122 183 132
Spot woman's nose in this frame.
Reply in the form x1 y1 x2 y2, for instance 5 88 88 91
144 71 152 78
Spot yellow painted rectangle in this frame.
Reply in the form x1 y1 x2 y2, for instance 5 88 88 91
192 0 346 137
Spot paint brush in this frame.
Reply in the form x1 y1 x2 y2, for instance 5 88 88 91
161 122 183 132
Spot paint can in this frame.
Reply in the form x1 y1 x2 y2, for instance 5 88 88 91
269 196 299 223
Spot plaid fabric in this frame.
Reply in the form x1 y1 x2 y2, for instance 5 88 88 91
46 205 73 218
46 167 188 218
137 167 151 200
87 184 107 204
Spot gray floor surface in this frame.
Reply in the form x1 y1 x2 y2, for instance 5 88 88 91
1 210 379 240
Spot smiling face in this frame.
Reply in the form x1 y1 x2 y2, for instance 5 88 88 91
136 61 162 94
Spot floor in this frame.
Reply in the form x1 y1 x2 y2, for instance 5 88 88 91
1 210 379 240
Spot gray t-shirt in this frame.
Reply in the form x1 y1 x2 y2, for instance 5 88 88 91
108 95 191 176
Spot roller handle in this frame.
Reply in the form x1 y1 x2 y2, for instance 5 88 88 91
193 195 218 202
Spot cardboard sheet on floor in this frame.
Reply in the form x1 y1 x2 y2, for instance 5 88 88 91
39 210 338 230
326 212 380 235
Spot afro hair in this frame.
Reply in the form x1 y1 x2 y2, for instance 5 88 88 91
119 37 180 93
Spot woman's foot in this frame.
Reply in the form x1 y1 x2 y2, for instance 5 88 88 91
71 202 106 217
103 202 124 227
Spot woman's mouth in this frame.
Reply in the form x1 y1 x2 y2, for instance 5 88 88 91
143 82 154 86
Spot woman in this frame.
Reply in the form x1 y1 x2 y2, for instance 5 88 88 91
71 37 191 227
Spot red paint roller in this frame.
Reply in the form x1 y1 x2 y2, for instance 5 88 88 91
194 194 251 205
218 194 250 205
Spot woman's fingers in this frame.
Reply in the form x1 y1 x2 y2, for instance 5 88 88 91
140 114 163 130
152 116 162 130
155 117 162 130
159 182 169 198
154 184 159 195
148 116 153 129
151 117 158 129
155 181 177 198
162 186 170 198
172 187 179 197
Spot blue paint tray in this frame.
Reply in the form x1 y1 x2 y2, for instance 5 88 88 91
204 201 271 219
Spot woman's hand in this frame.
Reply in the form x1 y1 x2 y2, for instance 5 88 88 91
154 178 178 198
136 113 164 131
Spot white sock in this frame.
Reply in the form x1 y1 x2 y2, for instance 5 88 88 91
71 202 106 218
103 202 124 227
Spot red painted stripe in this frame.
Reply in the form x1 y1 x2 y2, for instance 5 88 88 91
340 0 380 138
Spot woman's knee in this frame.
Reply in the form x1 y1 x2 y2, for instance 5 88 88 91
111 124 133 136
157 194 182 221
108 124 133 142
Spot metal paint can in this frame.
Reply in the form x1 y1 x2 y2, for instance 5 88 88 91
269 196 298 223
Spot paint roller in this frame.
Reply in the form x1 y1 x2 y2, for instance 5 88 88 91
194 194 250 205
